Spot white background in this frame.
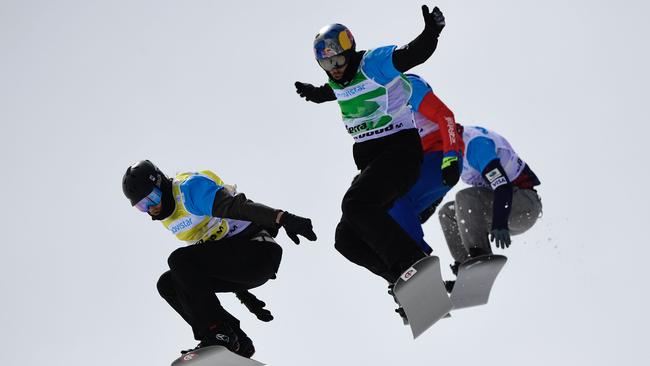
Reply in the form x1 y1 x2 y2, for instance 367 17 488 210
1 0 648 365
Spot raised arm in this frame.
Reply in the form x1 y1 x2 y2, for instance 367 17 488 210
392 6 446 72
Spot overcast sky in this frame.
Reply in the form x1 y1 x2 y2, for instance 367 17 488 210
1 0 648 365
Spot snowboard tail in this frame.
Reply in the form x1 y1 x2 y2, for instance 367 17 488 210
450 254 507 309
393 256 453 338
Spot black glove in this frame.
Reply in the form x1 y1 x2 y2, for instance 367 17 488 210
441 156 460 187
294 82 335 103
236 290 273 322
279 211 317 244
490 228 511 249
233 330 255 358
422 5 445 35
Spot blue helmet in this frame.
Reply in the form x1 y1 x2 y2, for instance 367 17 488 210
313 23 356 61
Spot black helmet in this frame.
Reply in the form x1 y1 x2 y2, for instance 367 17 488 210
122 160 167 206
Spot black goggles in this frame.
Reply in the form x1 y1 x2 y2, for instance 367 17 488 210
317 54 347 71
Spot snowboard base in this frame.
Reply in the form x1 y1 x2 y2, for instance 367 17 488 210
450 254 507 309
393 256 453 338
171 346 265 366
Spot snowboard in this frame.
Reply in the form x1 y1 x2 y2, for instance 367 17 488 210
450 254 507 309
392 256 453 339
171 346 265 366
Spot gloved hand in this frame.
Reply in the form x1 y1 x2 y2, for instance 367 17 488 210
279 211 317 244
294 82 334 103
422 5 445 35
233 330 255 358
490 228 511 249
236 290 273 322
441 156 460 187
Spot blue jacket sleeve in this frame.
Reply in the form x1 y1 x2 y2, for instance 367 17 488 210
180 176 224 216
466 137 498 173
361 46 401 85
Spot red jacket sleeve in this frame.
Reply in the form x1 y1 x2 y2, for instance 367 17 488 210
417 91 463 155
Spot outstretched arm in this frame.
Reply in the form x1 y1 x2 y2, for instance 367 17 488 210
392 5 446 72
212 190 317 244
180 175 317 244
294 82 336 103
212 189 280 227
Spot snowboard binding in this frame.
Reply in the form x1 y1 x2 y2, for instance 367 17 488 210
388 285 409 325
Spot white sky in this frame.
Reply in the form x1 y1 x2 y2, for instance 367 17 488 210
1 0 648 365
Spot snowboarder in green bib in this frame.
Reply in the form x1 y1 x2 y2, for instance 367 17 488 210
295 5 446 284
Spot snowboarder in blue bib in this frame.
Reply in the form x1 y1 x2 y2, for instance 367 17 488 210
295 5 446 285
122 160 317 358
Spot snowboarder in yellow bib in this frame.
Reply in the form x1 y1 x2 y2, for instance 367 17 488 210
295 5 446 284
122 160 316 358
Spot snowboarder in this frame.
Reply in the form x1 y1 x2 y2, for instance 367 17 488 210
122 160 317 358
294 5 447 287
388 73 464 255
385 73 463 325
438 126 542 279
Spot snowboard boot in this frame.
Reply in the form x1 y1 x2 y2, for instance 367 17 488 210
181 322 240 355
444 280 455 293
450 261 460 276
387 284 409 325
444 261 461 293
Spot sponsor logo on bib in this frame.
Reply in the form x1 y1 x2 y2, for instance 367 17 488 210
486 168 502 182
170 218 193 234
486 168 508 189
334 83 367 99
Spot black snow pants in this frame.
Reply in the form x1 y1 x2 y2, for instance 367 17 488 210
334 129 427 284
157 230 282 340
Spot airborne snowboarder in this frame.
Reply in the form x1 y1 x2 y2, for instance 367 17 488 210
122 160 317 360
297 64 464 327
294 4 447 297
438 125 542 287
384 81 543 309
387 73 464 254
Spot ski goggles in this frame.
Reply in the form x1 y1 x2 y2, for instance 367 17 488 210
134 186 162 212
317 54 347 71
